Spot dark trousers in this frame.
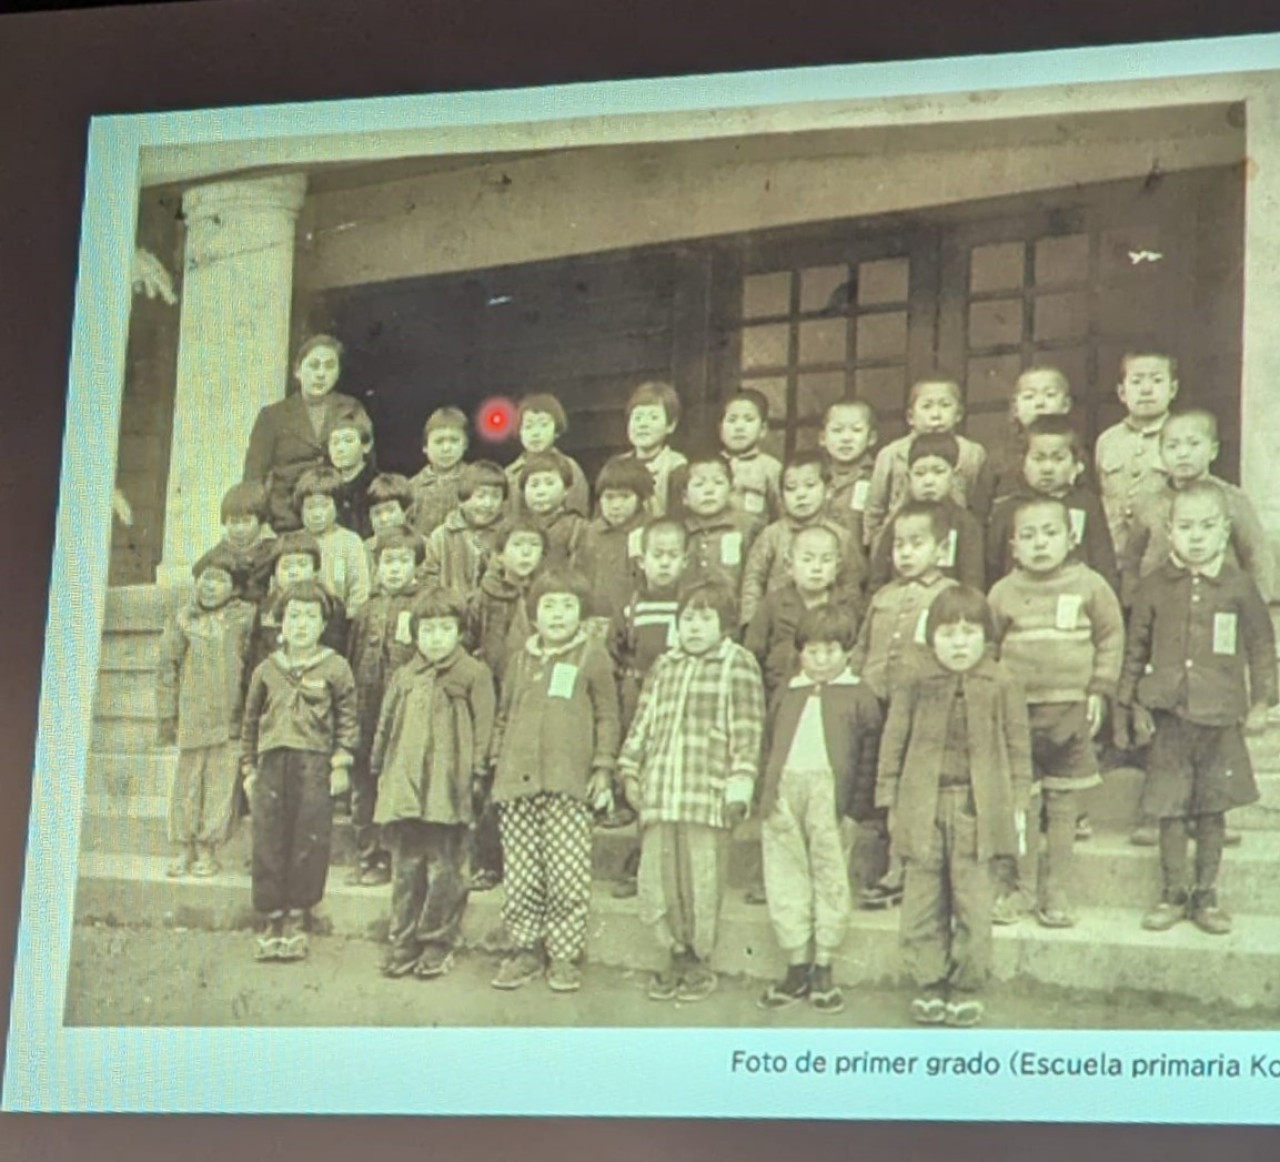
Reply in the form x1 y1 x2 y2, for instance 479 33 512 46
384 820 470 955
350 756 388 869
251 749 333 915
899 787 993 994
472 801 504 880
1160 811 1226 899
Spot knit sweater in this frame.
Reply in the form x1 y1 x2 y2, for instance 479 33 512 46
988 561 1125 704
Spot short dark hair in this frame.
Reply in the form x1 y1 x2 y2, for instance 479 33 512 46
192 545 246 590
676 576 736 632
372 527 427 565
423 406 468 441
528 568 591 619
220 481 267 523
891 500 952 545
520 450 573 489
907 377 962 410
684 452 733 482
596 456 654 500
721 389 769 425
926 584 995 646
459 459 509 500
794 604 858 651
1024 414 1085 460
1015 365 1071 398
792 523 841 555
518 392 569 435
1119 350 1178 380
366 472 414 511
294 333 345 367
411 586 466 632
292 465 344 511
626 380 681 426
1170 478 1229 521
496 519 548 554
821 397 876 431
273 531 322 571
272 579 334 624
324 400 374 446
782 449 830 485
1009 496 1071 537
640 517 688 553
908 432 960 468
1162 408 1220 443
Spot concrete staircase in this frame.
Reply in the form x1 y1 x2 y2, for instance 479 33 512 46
74 586 1280 1012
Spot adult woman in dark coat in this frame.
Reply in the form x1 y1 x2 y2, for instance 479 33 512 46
243 334 365 533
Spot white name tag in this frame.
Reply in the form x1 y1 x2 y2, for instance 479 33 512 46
627 527 644 558
549 662 579 699
721 532 742 567
1056 594 1083 630
1213 612 1238 656
914 609 930 645
395 609 413 645
851 480 870 512
1069 508 1086 542
743 491 765 514
939 528 958 569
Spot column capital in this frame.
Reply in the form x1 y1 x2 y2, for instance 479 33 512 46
182 172 308 224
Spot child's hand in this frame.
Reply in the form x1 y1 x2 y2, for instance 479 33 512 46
241 764 258 800
1086 695 1105 738
1015 809 1027 857
587 769 613 814
156 718 178 748
470 771 492 819
329 762 352 798
885 806 898 840
1112 705 1132 751
1131 705 1156 747
621 775 641 811
1244 703 1270 736
724 800 749 827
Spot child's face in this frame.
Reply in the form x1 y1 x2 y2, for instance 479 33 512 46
599 488 640 528
294 344 341 400
791 528 839 595
1024 434 1079 496
1168 492 1230 567
720 399 765 455
369 500 407 536
1011 503 1073 575
502 531 544 580
684 463 732 519
223 514 261 549
425 426 467 472
301 494 336 536
1117 356 1177 423
1160 416 1218 485
524 469 567 516
907 455 955 504
641 529 686 589
819 405 875 464
519 410 558 454
196 567 235 609
676 603 724 656
908 382 962 434
933 618 987 674
462 483 506 528
417 615 461 663
377 547 418 593
1012 370 1071 429
327 427 366 473
800 639 849 684
281 598 325 651
891 514 942 580
535 592 582 646
627 403 675 455
275 553 316 588
781 463 827 520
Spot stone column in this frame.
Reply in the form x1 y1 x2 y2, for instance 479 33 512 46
157 173 307 585
1242 87 1280 553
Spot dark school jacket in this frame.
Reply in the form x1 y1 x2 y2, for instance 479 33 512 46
986 483 1118 594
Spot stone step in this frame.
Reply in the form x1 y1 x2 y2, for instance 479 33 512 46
85 751 177 799
94 671 157 720
90 718 163 754
1083 766 1280 831
104 585 188 632
99 631 164 673
71 851 1280 1011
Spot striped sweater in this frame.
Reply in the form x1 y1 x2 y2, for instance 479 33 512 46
987 561 1125 704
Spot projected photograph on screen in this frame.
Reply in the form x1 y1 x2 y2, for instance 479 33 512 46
9 33 1280 1119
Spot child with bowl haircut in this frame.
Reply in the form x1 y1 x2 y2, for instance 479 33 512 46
988 497 1124 928
521 450 590 569
487 569 621 993
757 605 881 1015
293 465 371 625
241 580 359 962
819 398 878 548
718 388 783 525
617 577 766 1003
876 585 1031 1028
362 473 425 578
681 453 758 595
578 456 653 627
155 548 257 878
597 381 688 518
343 527 426 887
739 450 861 627
409 406 469 537
1117 481 1277 936
504 392 591 520
370 587 495 980
986 415 1117 593
421 459 508 596
866 432 984 593
326 401 378 540
193 481 277 605
862 378 987 550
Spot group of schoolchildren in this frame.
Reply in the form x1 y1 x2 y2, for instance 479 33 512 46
154 344 1278 1027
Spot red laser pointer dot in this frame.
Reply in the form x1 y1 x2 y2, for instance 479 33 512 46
476 397 516 443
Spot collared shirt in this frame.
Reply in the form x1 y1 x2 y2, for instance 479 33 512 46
850 573 958 700
1095 414 1169 554
722 448 783 524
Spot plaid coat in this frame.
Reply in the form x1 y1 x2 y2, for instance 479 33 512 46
617 638 765 828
